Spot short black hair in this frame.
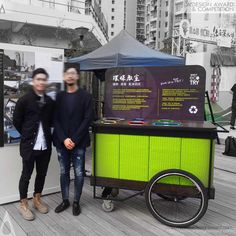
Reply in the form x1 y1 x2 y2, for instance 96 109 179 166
32 68 49 79
64 63 80 74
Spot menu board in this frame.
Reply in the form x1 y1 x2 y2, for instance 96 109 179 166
104 66 206 121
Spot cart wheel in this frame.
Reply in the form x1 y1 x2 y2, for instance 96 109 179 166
145 169 208 228
102 200 115 212
111 188 119 197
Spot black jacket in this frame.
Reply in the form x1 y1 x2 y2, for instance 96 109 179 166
13 90 55 160
53 89 93 149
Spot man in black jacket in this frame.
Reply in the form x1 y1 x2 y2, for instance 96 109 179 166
53 64 93 216
230 83 236 129
13 68 54 221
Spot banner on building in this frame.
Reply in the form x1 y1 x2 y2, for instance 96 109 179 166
179 19 235 47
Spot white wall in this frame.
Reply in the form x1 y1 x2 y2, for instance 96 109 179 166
186 51 236 110
0 43 63 204
219 67 236 92
0 147 60 204
218 67 236 109
186 52 212 92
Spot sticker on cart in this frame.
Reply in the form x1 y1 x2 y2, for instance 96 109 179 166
128 118 146 125
189 106 198 114
101 117 125 124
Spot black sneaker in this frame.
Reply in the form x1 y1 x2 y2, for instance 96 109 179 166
230 126 235 130
72 201 81 216
55 200 70 213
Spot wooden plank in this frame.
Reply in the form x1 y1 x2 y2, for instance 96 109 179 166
0 144 236 235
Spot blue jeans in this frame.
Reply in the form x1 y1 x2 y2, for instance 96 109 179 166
56 146 86 202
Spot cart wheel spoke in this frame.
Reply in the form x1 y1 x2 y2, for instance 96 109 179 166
145 169 208 228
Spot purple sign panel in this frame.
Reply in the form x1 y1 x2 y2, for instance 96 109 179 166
104 66 206 121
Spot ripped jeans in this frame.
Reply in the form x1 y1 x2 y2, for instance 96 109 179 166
56 146 86 202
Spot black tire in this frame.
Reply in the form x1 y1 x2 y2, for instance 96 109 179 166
145 169 208 228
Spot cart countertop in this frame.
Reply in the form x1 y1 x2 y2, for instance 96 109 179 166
92 120 217 139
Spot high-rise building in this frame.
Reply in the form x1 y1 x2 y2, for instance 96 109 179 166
145 0 174 50
99 0 145 42
125 0 146 43
99 0 125 40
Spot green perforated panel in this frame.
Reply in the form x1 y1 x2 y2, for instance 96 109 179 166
149 137 181 184
119 135 149 181
94 133 119 178
181 138 211 187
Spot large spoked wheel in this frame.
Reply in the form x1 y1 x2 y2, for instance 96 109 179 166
145 169 208 228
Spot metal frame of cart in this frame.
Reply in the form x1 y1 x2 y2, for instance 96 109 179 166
91 120 217 228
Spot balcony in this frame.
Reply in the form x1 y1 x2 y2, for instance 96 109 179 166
151 13 157 19
150 6 157 12
136 17 145 23
150 26 157 32
151 0 157 6
137 0 145 6
137 5 145 12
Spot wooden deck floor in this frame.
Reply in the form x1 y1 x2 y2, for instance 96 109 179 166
1 144 236 236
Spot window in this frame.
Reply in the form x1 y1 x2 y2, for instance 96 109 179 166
165 22 168 27
165 11 168 17
112 8 115 12
111 16 114 20
111 32 114 36
204 13 209 21
111 24 114 28
49 0 55 8
165 32 168 37
176 3 183 12
112 0 115 3
166 1 168 6
159 21 161 28
158 31 160 38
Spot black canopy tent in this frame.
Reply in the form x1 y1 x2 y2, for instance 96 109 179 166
68 30 185 78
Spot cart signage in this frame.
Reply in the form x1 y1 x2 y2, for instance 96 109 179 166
104 65 206 121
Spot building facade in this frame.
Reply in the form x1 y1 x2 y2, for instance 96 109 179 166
125 0 145 42
99 0 125 40
0 0 108 55
145 0 173 50
99 0 145 42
